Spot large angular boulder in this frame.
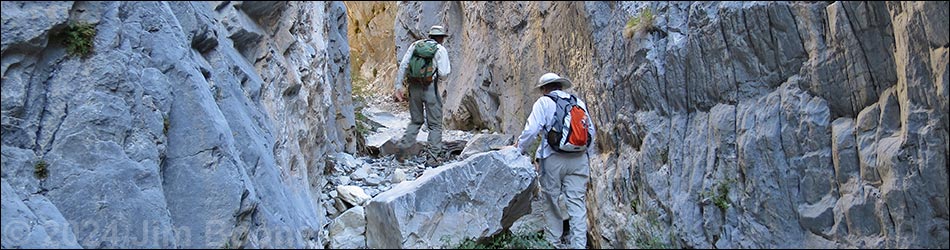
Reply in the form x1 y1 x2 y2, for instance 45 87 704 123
365 148 536 248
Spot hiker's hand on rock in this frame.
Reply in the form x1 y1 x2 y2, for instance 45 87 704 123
394 88 405 102
507 144 530 158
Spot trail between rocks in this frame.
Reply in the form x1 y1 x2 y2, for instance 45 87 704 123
323 95 545 232
320 95 477 214
362 95 477 148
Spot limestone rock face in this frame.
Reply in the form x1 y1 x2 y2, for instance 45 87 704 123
364 148 537 249
390 1 948 249
1 1 353 248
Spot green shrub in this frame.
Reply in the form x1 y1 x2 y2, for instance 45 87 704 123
34 160 49 179
355 108 371 136
626 212 674 249
64 22 97 57
447 230 553 249
623 8 655 39
635 232 672 249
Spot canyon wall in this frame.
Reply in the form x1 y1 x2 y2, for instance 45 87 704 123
1 1 354 248
373 1 949 248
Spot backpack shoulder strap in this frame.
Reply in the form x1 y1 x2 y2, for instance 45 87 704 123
544 93 569 131
567 94 578 105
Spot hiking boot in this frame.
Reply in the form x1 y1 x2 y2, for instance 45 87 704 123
423 153 438 168
395 148 406 162
394 139 412 163
423 148 444 168
424 157 441 168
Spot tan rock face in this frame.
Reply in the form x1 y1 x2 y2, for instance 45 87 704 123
390 2 597 134
345 1 397 96
389 1 948 249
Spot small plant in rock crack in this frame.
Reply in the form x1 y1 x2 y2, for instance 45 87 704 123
163 115 170 135
623 7 656 39
34 159 49 179
701 179 734 211
63 22 97 57
626 212 675 249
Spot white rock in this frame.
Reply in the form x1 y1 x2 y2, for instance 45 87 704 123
337 185 370 206
391 169 406 183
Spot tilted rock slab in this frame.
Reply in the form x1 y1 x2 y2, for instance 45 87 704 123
365 148 536 248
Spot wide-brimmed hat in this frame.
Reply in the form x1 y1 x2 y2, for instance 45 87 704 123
534 73 573 89
428 25 448 37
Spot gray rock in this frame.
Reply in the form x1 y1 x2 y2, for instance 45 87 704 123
383 1 948 249
338 176 352 186
0 1 71 51
329 152 364 174
1 179 81 248
329 206 367 249
236 1 288 22
1 1 352 249
831 118 860 187
365 188 380 197
333 197 348 215
459 134 515 158
365 174 382 186
325 201 339 218
365 148 537 249
351 166 370 181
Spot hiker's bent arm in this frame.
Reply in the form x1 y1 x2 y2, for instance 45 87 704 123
435 45 451 77
516 99 546 154
394 43 417 91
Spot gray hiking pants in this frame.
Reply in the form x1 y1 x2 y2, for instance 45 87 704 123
400 81 442 154
539 152 590 249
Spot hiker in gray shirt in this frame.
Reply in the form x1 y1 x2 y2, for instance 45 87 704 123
514 73 595 249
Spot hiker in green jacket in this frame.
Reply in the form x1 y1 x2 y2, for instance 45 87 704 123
393 25 451 167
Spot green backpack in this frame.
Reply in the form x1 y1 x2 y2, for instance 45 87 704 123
406 39 439 84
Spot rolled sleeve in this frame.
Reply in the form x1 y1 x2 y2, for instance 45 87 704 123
435 45 451 77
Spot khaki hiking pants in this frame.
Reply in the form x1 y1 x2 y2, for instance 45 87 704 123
400 81 442 154
539 152 590 249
